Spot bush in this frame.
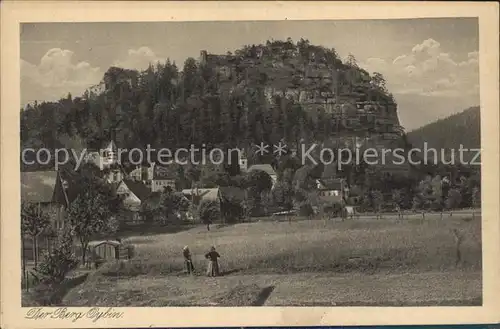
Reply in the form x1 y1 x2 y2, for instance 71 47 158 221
445 189 462 210
323 202 343 217
31 231 79 285
430 199 443 212
298 202 314 217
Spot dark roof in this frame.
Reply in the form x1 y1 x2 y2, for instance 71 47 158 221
107 140 118 149
88 240 121 247
181 188 220 202
248 164 277 176
21 171 69 206
121 179 151 201
317 178 344 191
153 165 177 180
109 181 121 191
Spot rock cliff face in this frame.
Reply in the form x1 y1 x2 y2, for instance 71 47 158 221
199 41 403 145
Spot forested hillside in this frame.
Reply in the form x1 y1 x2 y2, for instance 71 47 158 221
21 38 404 165
407 106 480 163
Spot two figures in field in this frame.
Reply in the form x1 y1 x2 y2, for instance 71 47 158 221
182 245 221 277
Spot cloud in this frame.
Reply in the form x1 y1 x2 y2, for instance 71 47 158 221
113 46 162 71
411 38 441 57
359 38 479 100
21 48 102 106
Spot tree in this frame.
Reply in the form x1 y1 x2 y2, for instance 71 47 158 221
472 187 481 208
21 202 51 267
139 194 161 224
346 53 358 68
185 164 201 187
391 189 404 209
322 201 343 218
371 72 387 91
371 190 384 214
181 57 199 100
272 180 294 211
67 177 122 265
160 190 189 223
412 194 424 211
221 195 245 223
244 170 273 216
445 188 462 210
199 200 220 231
413 176 435 211
458 176 474 208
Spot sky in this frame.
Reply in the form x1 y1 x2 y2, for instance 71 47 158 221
20 18 479 131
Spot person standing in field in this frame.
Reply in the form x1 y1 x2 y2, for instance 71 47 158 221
183 246 195 274
205 246 221 277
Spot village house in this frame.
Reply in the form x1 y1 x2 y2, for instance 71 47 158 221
128 165 143 181
238 150 248 172
182 187 221 206
85 139 119 171
83 138 128 184
115 179 151 223
150 163 177 193
21 170 70 229
316 178 349 204
104 165 126 184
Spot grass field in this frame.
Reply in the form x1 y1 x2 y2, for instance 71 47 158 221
61 212 482 306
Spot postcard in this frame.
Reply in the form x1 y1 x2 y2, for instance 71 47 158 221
1 1 499 328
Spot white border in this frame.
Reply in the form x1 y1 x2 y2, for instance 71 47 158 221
1 2 499 328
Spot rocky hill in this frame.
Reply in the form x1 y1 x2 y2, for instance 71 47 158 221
22 39 407 167
198 39 403 142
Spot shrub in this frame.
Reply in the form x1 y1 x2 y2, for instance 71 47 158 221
445 189 462 210
430 199 443 212
322 202 343 217
298 202 314 217
31 231 79 285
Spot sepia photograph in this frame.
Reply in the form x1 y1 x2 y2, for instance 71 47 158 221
18 17 484 307
1 1 499 328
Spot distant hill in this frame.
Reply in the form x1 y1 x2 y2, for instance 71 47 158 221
406 106 480 163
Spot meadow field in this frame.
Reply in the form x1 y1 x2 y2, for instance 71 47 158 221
60 212 482 307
